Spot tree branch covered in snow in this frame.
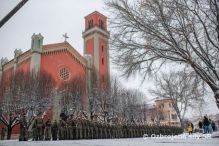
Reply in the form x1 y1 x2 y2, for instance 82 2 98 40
88 73 148 124
150 70 205 127
0 70 55 139
59 76 86 117
105 0 219 108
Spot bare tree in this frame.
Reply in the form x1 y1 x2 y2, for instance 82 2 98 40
125 89 146 124
59 76 86 117
148 106 161 125
88 70 117 122
150 70 204 127
88 72 148 124
113 88 147 124
105 0 219 108
0 70 55 139
108 76 121 121
89 74 112 122
88 70 102 121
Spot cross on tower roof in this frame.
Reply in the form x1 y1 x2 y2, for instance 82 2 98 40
62 33 69 42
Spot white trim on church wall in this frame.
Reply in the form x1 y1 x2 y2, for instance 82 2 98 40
30 53 41 74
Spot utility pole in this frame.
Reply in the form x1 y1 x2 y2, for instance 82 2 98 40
0 0 29 28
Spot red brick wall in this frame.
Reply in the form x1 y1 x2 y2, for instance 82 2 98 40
85 38 94 65
98 38 109 88
41 51 86 86
17 59 31 73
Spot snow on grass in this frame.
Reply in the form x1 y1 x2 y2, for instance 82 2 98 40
0 137 219 146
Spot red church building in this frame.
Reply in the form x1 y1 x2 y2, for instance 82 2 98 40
0 11 110 135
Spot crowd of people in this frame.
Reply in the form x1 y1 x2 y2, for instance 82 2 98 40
198 115 216 134
17 115 183 141
185 115 217 135
184 114 217 135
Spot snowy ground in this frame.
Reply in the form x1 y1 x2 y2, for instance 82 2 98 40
0 137 219 146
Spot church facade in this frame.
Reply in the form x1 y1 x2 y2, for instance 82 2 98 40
0 11 110 134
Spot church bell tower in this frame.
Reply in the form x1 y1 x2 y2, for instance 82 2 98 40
83 11 110 89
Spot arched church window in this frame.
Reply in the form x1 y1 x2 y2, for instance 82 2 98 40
102 46 104 52
88 19 94 29
59 67 70 81
99 19 104 29
102 58 104 65
38 40 41 47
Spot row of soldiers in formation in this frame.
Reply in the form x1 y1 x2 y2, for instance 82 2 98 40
31 116 183 141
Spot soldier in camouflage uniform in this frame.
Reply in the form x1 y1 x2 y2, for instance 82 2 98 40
87 120 90 139
58 119 66 140
115 124 119 138
64 121 68 140
32 118 37 141
137 125 140 136
104 123 108 138
81 119 86 139
102 123 106 139
19 115 27 141
123 124 128 138
93 121 98 139
107 124 111 138
133 124 137 137
114 124 117 138
85 119 90 139
98 123 103 139
66 117 72 140
89 120 94 139
71 118 76 139
128 124 132 138
44 118 52 140
102 123 105 139
75 119 82 139
37 118 45 140
112 124 116 138
70 117 76 139
144 125 148 136
36 116 44 141
51 120 58 140
133 125 137 137
120 124 123 138
140 125 144 137
75 119 79 139
84 119 88 139
147 125 151 136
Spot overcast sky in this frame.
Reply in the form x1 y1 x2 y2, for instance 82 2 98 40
0 0 218 116
0 0 104 55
